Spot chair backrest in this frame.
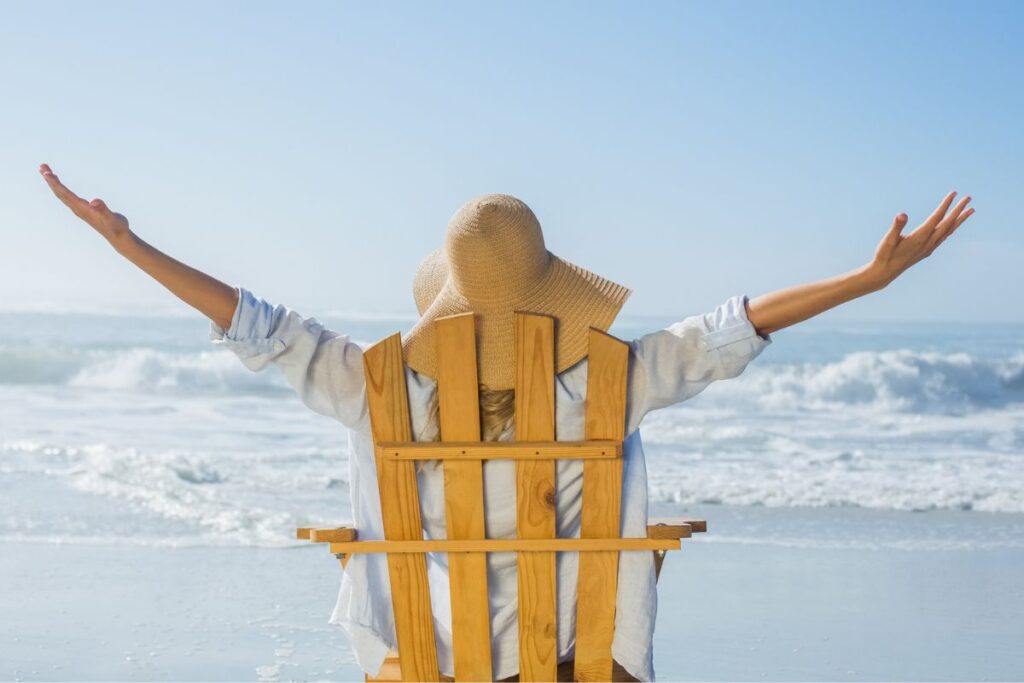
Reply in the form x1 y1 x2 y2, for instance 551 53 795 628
325 311 680 682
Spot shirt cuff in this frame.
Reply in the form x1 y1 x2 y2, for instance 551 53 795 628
699 294 772 351
208 286 243 339
208 286 286 359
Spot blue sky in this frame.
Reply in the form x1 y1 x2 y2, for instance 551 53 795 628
3 0 1021 322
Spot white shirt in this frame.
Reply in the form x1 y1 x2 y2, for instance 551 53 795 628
210 288 772 681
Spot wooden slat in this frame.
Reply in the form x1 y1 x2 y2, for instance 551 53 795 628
328 537 682 555
647 520 697 539
513 312 558 682
643 524 692 540
313 527 358 543
378 439 620 461
367 652 459 683
435 313 493 682
296 526 358 542
364 334 440 682
574 329 630 682
676 517 707 533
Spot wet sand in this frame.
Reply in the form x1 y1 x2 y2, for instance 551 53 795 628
3 506 1023 681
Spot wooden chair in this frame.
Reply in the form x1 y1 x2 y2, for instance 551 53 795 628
297 312 705 682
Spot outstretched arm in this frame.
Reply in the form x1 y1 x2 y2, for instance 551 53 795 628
39 163 239 329
745 191 975 336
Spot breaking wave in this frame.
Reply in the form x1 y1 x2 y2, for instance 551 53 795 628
697 348 1024 415
0 346 288 394
3 345 1021 414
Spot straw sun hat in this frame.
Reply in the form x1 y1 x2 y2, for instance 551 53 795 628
402 193 631 390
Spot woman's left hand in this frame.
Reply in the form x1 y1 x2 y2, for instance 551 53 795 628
745 191 976 337
866 191 975 289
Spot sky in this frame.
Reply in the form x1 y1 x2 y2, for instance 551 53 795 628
2 0 1021 323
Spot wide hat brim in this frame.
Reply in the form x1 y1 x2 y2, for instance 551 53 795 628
402 247 631 390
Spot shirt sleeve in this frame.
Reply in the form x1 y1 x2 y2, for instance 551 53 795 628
209 286 369 431
625 294 771 433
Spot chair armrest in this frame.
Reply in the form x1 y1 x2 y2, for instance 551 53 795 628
648 517 706 581
647 516 707 539
296 526 358 543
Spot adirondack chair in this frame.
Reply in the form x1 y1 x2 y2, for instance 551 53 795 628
296 312 706 682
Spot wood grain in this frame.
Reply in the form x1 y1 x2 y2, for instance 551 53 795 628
377 439 620 461
308 527 359 543
327 537 681 555
658 516 707 533
514 313 558 682
646 520 695 539
574 329 630 682
435 313 493 681
364 334 440 682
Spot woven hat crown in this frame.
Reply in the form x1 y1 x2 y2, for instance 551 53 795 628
403 193 631 389
446 194 550 307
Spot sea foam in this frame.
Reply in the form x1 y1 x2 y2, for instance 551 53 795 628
3 344 1022 414
2 314 1023 547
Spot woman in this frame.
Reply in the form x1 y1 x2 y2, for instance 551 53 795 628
39 164 973 681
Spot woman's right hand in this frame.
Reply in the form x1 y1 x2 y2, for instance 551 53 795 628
39 163 133 247
38 162 239 328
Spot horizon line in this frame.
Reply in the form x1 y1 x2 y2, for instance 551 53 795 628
1 303 1021 328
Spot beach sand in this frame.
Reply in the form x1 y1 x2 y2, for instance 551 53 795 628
1 542 362 682
3 505 1022 682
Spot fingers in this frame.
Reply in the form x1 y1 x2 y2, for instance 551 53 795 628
927 197 975 253
888 212 909 236
947 195 972 222
39 163 91 216
924 191 958 228
879 212 909 254
931 216 968 252
939 195 971 228
956 207 975 227
936 195 971 238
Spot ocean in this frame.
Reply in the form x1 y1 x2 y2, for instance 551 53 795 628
2 309 1023 552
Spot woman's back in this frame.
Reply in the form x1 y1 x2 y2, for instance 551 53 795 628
210 286 771 680
199 191 775 681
